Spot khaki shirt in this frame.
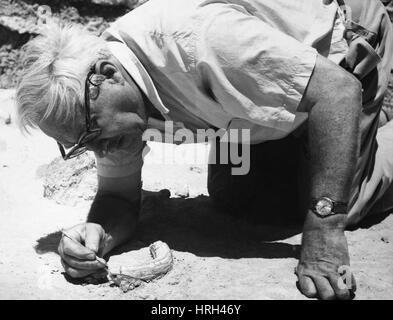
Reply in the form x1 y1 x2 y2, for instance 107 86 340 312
96 0 347 178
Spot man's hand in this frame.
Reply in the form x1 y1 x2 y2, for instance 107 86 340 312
58 223 109 278
57 173 142 279
296 214 356 300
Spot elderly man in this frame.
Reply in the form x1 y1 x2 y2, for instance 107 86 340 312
15 0 393 299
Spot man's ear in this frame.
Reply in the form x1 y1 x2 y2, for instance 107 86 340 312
94 59 117 79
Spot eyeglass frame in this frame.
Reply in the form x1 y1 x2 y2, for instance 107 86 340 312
57 66 102 160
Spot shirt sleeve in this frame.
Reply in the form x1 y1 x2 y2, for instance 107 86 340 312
195 4 318 133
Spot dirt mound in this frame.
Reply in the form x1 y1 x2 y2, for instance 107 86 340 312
41 152 98 206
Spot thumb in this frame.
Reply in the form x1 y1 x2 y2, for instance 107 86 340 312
84 223 105 255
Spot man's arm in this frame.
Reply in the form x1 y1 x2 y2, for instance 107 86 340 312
296 55 361 300
88 171 142 256
298 55 361 205
57 138 146 279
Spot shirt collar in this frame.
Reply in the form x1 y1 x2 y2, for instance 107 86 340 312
103 28 170 116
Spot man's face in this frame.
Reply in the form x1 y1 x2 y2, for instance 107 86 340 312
84 72 147 157
40 60 147 158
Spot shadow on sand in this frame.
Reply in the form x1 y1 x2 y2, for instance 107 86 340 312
34 190 303 260
34 189 393 261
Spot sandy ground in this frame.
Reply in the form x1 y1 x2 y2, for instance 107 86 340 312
1 88 393 300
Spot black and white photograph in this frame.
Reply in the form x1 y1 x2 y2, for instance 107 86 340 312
1 0 393 302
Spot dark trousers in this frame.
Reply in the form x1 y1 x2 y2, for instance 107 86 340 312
207 133 310 223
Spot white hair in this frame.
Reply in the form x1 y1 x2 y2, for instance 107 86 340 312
15 23 110 134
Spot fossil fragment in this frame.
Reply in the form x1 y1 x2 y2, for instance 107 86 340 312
112 276 142 293
108 241 173 292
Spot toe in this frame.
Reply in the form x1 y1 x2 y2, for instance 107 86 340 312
298 275 317 298
314 277 336 300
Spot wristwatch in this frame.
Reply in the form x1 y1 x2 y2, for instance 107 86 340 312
310 197 348 217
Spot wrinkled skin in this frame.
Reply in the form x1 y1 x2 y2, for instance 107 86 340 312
296 214 356 300
58 223 109 278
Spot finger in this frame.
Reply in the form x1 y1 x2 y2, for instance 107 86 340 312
58 239 65 258
61 258 96 279
350 273 357 292
89 269 109 281
84 224 104 254
62 234 96 260
62 254 106 271
314 277 336 300
323 0 334 4
58 240 72 261
329 275 351 300
64 225 85 244
298 275 317 298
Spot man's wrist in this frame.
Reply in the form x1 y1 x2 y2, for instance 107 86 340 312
102 227 131 255
88 193 141 255
97 213 139 255
304 209 347 232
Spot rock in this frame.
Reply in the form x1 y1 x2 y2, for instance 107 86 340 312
91 0 147 9
4 114 11 124
42 152 98 206
0 0 142 88
0 45 27 88
0 0 147 38
189 165 203 174
50 268 59 274
0 15 40 35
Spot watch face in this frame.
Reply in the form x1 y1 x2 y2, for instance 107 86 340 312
315 197 333 216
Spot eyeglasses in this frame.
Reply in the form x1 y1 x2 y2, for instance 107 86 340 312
57 67 102 160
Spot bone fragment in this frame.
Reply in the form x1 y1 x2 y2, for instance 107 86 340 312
108 241 173 292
